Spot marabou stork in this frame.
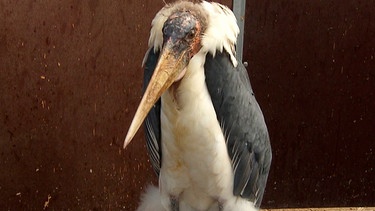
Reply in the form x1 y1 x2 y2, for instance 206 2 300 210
124 1 272 210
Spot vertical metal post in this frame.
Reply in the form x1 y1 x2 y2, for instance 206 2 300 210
233 0 246 62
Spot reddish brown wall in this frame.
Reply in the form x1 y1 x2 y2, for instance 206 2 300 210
0 0 373 210
245 0 375 208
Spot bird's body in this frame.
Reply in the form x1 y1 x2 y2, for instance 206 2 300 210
124 1 272 211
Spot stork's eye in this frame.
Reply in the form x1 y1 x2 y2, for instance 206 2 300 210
186 29 195 40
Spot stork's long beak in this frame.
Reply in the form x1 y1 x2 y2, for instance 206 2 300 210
123 40 189 148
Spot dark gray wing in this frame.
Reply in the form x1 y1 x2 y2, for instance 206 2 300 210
204 51 272 208
143 48 162 175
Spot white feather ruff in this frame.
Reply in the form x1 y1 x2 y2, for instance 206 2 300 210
200 1 239 66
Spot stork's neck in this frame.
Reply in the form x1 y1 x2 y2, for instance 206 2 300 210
165 51 208 109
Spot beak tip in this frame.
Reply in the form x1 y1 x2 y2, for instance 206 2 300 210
123 135 132 149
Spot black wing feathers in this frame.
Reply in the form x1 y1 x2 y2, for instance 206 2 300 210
143 48 162 175
204 51 272 207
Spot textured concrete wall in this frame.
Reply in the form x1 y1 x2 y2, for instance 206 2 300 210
0 0 374 210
